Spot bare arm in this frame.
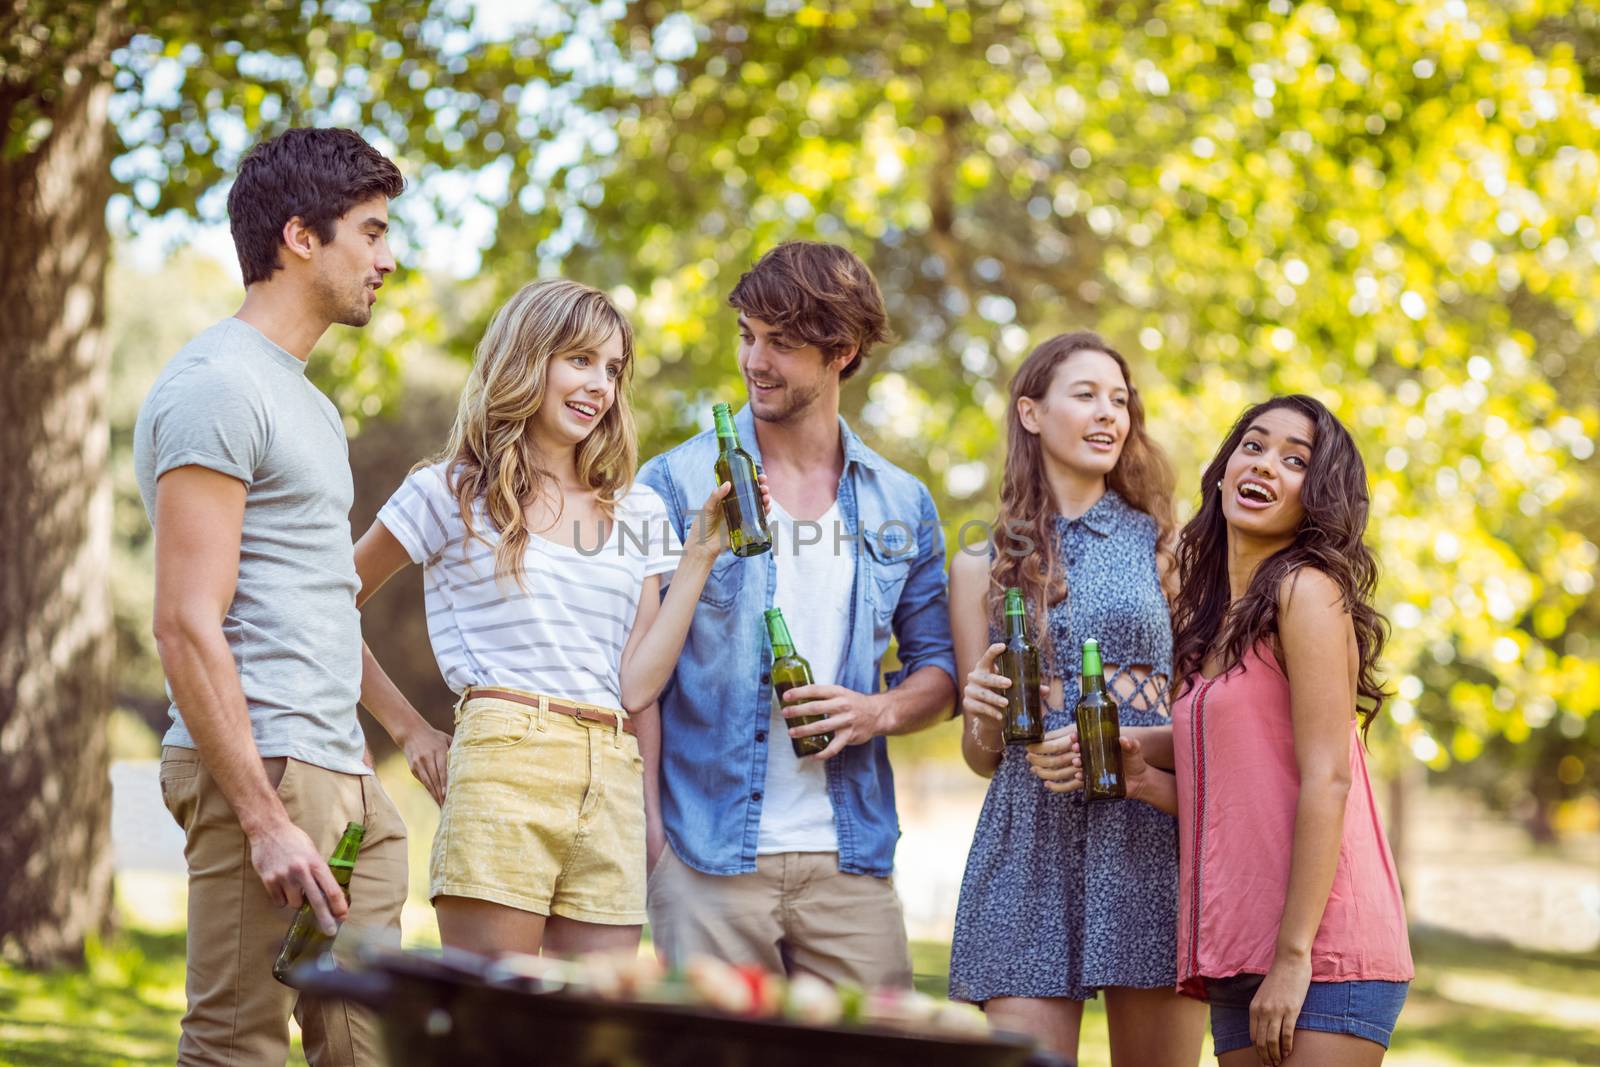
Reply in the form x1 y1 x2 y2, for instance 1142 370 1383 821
1127 724 1175 768
619 564 713 714
617 481 759 715
1157 531 1180 605
950 549 1006 776
152 466 344 933
353 519 452 804
1250 569 1358 1065
1124 745 1180 815
635 701 665 871
618 480 764 866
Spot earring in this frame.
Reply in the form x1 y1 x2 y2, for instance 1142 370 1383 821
1215 480 1222 490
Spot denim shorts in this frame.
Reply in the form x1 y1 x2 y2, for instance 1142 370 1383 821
1205 974 1409 1054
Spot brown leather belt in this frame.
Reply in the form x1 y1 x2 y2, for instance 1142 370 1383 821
463 687 636 736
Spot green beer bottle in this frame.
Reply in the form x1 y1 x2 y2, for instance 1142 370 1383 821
272 821 364 985
766 607 834 757
1076 638 1125 801
1000 588 1044 744
712 403 771 557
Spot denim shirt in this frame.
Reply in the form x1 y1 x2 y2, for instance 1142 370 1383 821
638 405 956 877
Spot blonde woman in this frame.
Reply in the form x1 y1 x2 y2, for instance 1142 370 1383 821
355 279 755 957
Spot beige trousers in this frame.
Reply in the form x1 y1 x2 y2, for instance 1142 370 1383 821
646 848 913 989
159 746 408 1067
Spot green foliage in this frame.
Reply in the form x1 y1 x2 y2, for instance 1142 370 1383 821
105 0 535 212
508 0 1600 806
7 0 555 423
24 0 1600 805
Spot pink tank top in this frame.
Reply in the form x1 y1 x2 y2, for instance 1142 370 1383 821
1171 644 1413 997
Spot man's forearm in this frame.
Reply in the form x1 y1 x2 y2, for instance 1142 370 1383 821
155 615 287 837
874 664 956 736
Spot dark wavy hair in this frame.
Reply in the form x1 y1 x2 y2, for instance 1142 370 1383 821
990 331 1175 676
228 128 405 286
1170 395 1390 733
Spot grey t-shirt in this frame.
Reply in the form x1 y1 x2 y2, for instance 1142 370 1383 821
133 318 368 775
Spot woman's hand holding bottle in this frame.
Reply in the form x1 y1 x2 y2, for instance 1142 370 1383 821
683 473 771 563
1026 731 1178 814
963 642 1045 752
1027 731 1151 794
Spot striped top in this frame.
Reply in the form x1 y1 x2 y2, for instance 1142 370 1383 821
377 462 681 710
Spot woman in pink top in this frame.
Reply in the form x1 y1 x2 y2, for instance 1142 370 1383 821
1044 395 1412 1066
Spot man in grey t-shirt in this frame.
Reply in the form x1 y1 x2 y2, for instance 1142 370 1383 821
134 128 446 1067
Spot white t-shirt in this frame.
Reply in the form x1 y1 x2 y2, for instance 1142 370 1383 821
758 498 852 854
377 462 681 710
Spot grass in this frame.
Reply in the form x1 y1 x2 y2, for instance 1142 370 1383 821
0 927 188 1067
1387 927 1600 1067
0 922 311 1067
3 919 1594 1066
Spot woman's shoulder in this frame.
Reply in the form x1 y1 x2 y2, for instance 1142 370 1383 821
377 460 471 562
393 457 450 490
1276 566 1345 619
950 542 993 579
385 459 458 509
947 543 997 618
1272 567 1353 677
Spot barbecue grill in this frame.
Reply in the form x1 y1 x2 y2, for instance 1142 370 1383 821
294 948 1070 1067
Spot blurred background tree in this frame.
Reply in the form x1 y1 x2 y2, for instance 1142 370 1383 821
524 1 1600 843
5 0 1596 965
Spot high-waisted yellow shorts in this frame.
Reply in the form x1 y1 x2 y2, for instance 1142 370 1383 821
429 690 646 924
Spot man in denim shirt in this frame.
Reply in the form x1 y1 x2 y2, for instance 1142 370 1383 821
638 242 956 988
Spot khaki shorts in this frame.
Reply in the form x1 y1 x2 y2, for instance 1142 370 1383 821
431 692 646 924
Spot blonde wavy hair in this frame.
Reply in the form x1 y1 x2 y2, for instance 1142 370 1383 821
433 279 637 590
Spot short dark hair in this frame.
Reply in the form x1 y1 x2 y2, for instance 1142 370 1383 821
727 241 891 380
228 128 405 286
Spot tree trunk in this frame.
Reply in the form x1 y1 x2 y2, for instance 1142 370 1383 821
0 11 119 967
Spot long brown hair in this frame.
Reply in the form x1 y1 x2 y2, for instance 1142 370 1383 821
435 279 637 591
1170 395 1390 732
990 331 1175 676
